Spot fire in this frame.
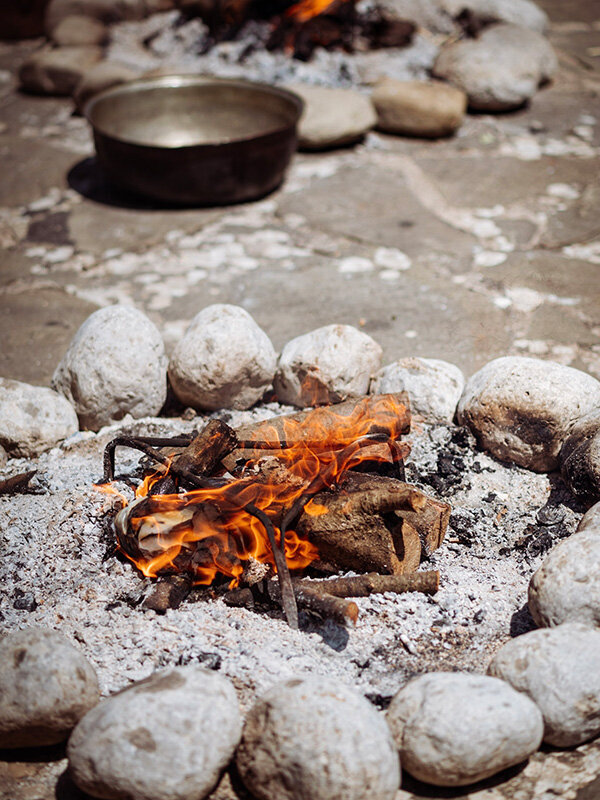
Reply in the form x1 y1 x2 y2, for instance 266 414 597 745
285 0 338 23
108 394 409 588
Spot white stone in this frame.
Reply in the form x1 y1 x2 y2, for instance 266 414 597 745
52 305 167 431
372 79 467 138
456 356 600 472
433 24 557 112
528 528 600 628
45 0 146 34
578 501 600 533
19 45 103 96
50 14 108 46
0 628 99 748
168 304 276 411
371 357 464 422
236 677 400 800
289 85 377 150
274 324 383 407
488 623 600 747
0 378 78 457
560 410 600 505
68 666 241 800
387 672 543 786
442 0 548 32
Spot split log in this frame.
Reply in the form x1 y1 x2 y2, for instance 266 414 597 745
222 393 411 472
398 496 451 556
294 472 428 575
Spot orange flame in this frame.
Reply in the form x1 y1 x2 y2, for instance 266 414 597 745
285 0 338 23
110 395 409 588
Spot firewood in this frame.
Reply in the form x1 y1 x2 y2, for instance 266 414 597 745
177 419 238 476
294 570 439 597
398 496 451 556
141 575 192 613
294 472 427 575
222 393 411 471
279 582 359 626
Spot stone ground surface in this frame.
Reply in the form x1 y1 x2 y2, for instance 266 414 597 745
1 0 600 798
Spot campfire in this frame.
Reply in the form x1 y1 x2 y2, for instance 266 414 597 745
187 0 416 61
100 394 449 628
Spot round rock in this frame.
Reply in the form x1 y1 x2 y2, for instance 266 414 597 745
433 23 557 111
49 14 108 45
236 676 400 800
52 305 167 431
168 304 276 411
560 410 600 505
387 672 543 787
290 85 377 150
488 623 600 747
74 61 138 111
578 500 600 533
372 79 466 138
371 357 464 422
19 45 103 96
0 377 78 457
529 528 600 628
456 356 600 472
274 324 383 407
441 0 548 32
0 628 99 748
45 0 146 34
68 666 241 800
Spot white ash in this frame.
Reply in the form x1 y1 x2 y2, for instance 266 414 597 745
0 406 584 713
106 10 439 89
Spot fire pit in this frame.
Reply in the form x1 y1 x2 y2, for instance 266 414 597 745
84 75 303 205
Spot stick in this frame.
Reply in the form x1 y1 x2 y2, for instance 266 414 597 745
294 570 440 597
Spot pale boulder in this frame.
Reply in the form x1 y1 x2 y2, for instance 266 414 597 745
49 14 108 46
290 85 377 150
456 356 600 472
19 45 103 96
168 304 276 411
372 79 466 138
0 378 78 457
52 305 167 431
274 324 383 407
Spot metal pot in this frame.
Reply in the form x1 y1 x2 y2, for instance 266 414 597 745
84 75 304 206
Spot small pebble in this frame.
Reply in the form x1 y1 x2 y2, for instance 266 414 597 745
488 622 600 747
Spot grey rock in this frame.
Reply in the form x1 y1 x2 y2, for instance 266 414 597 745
377 0 456 34
74 61 138 111
19 45 103 96
578 501 600 533
387 672 543 787
442 0 548 33
372 79 466 138
49 14 108 46
290 85 377 150
560 411 600 505
236 676 400 800
456 356 600 472
0 444 7 468
68 666 241 800
488 623 600 747
168 305 276 411
0 628 99 748
529 528 600 628
0 378 78 457
45 0 146 34
274 324 383 407
371 356 464 422
433 23 557 111
52 305 167 431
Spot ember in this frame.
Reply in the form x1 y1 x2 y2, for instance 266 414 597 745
101 394 449 628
